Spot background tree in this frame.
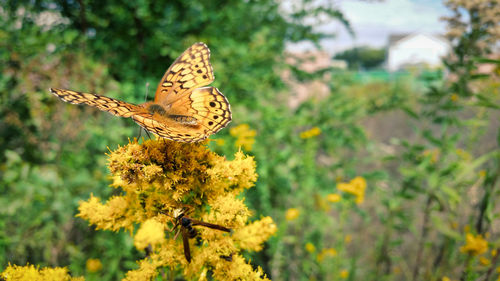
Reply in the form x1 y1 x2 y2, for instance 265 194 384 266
333 46 386 70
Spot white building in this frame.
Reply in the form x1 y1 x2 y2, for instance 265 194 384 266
386 33 450 72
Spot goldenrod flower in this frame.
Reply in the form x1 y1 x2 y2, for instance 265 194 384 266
0 264 84 281
492 249 498 257
422 148 440 163
86 258 103 273
456 148 471 161
480 256 491 266
230 123 256 151
479 170 487 178
326 193 341 203
300 126 321 139
340 269 349 279
305 242 316 253
344 235 352 244
77 139 275 280
335 175 343 182
133 219 165 250
460 233 488 256
285 208 300 221
464 225 471 233
317 248 337 262
337 176 367 204
214 138 226 146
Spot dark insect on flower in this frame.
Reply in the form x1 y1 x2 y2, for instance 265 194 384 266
172 208 231 262
220 253 233 262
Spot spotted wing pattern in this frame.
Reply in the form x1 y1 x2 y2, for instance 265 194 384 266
50 88 143 118
153 86 231 141
50 42 231 142
154 42 214 106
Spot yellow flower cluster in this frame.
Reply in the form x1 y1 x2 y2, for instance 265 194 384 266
230 123 257 151
0 264 83 281
285 208 300 221
300 126 321 139
422 148 440 164
317 248 337 262
450 93 459 102
77 139 276 280
134 219 166 250
460 233 488 256
455 148 472 161
336 177 367 204
326 193 341 203
305 242 316 253
86 259 102 273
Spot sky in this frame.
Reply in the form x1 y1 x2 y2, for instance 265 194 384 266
286 0 451 55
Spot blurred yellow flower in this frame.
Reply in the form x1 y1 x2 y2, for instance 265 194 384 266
326 193 341 203
230 123 256 151
442 277 451 281
340 270 349 279
460 233 488 256
479 170 487 178
492 249 498 257
480 256 491 266
0 264 84 281
285 208 300 221
464 225 471 233
317 248 337 262
305 242 316 253
300 127 321 139
456 148 471 161
133 219 165 250
337 176 367 204
451 93 459 101
422 148 440 163
214 138 226 146
86 258 103 273
344 234 352 244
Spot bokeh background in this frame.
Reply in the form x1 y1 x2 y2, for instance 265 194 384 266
1 0 499 280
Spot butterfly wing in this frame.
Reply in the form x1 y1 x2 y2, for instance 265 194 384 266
50 88 144 117
154 42 214 106
51 43 230 143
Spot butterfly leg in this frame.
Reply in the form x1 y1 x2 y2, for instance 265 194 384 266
144 129 152 140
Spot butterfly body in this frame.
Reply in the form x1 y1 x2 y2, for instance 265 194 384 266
51 43 231 142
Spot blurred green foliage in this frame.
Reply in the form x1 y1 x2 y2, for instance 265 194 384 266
1 0 500 281
334 46 386 70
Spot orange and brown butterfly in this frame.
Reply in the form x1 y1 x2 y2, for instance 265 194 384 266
50 42 231 143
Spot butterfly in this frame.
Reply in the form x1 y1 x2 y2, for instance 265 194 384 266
50 42 231 143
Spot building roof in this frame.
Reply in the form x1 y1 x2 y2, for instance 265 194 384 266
388 33 449 47
388 34 409 46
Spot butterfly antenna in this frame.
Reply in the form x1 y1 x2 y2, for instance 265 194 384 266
145 130 152 140
137 82 151 140
144 82 150 102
